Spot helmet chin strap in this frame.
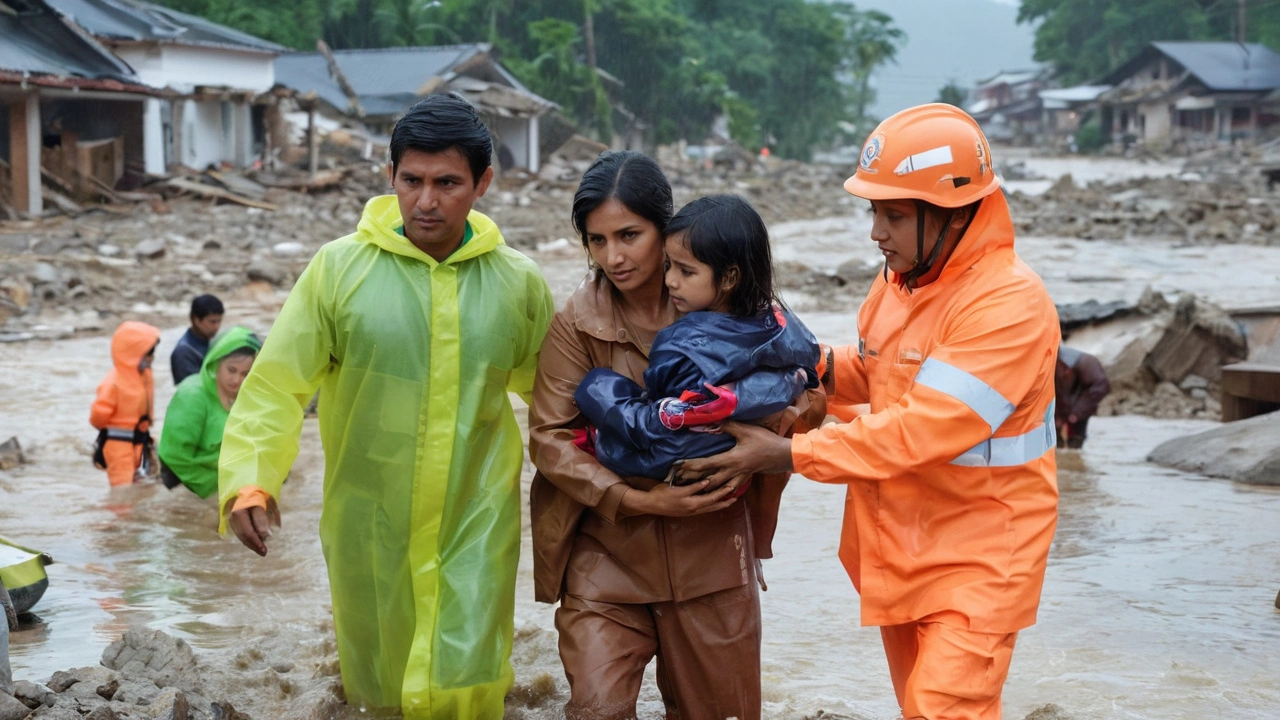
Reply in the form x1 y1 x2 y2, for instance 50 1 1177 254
900 200 954 288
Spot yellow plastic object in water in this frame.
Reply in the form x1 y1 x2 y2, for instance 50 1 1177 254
218 198 553 719
0 535 52 614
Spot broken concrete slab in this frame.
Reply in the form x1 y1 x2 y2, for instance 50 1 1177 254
1147 410 1280 486
1144 293 1248 386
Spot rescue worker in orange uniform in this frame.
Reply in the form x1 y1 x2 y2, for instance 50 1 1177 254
91 321 162 486
680 104 1060 719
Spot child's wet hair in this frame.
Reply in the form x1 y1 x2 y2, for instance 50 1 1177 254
665 194 775 317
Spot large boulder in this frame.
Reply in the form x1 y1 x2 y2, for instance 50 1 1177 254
1147 410 1280 486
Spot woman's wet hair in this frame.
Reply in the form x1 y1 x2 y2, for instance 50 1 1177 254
666 194 776 317
389 93 492 185
571 151 673 247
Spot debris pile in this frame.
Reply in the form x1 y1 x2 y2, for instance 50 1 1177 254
1064 289 1249 420
0 627 273 720
1007 153 1280 245
1008 171 1279 244
0 155 856 341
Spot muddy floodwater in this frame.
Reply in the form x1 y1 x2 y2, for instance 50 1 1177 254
4 189 1280 718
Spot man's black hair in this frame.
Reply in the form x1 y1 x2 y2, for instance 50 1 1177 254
389 93 493 186
191 294 224 319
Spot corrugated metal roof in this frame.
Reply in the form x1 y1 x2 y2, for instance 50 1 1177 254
275 45 552 119
45 0 286 53
1106 42 1280 92
0 1 138 81
1039 85 1111 103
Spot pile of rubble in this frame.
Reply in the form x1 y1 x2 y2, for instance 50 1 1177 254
0 627 286 720
1063 288 1249 420
1007 169 1279 245
0 149 857 341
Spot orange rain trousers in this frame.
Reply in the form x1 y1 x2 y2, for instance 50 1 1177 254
102 439 143 486
880 615 1017 720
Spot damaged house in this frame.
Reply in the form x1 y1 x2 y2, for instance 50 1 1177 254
1096 41 1280 148
274 44 555 173
45 0 286 174
1 0 156 216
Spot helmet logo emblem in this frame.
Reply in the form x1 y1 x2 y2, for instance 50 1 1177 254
860 135 884 173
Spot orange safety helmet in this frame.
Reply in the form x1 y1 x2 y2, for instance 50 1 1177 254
844 103 1000 208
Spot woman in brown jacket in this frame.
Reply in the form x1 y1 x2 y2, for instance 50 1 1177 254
529 151 821 720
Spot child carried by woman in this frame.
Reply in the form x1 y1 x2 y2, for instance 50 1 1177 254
574 194 821 484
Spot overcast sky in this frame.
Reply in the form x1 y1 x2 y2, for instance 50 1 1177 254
846 0 1039 118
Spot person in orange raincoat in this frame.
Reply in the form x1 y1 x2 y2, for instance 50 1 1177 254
680 104 1060 719
90 321 161 486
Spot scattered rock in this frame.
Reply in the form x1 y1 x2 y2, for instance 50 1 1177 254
1148 410 1280 486
0 693 32 720
269 661 293 674
245 259 286 287
1024 704 1072 720
270 241 305 258
0 437 23 470
110 678 161 706
45 670 80 693
12 680 55 709
96 679 119 700
28 707 81 719
209 700 251 720
83 706 119 720
29 263 60 286
144 688 188 720
97 244 121 257
133 239 167 261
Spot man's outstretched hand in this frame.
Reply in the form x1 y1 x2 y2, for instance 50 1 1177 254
229 503 281 557
676 422 795 488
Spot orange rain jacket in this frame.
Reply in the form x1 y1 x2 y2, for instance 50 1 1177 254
792 191 1060 633
90 321 161 433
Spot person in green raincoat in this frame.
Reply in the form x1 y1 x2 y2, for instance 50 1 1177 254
157 326 261 498
217 94 554 719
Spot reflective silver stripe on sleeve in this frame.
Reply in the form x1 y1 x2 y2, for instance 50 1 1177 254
914 358 1016 434
951 402 1056 468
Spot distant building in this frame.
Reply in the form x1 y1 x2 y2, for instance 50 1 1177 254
46 0 285 174
967 68 1051 144
1096 42 1280 148
1038 85 1111 139
1 0 155 216
274 44 555 173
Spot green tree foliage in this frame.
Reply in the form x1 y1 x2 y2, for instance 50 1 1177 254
1019 0 1280 85
936 81 968 108
150 0 907 158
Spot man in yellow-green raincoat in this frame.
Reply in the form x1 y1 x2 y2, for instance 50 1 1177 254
217 94 554 719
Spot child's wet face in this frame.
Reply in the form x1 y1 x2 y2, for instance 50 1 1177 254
664 233 726 314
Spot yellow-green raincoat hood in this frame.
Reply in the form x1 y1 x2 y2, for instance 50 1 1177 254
218 195 553 719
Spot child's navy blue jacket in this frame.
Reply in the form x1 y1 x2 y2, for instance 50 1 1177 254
574 307 820 479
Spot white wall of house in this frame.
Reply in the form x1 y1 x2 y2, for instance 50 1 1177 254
1139 101 1172 144
113 44 274 172
493 115 539 172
